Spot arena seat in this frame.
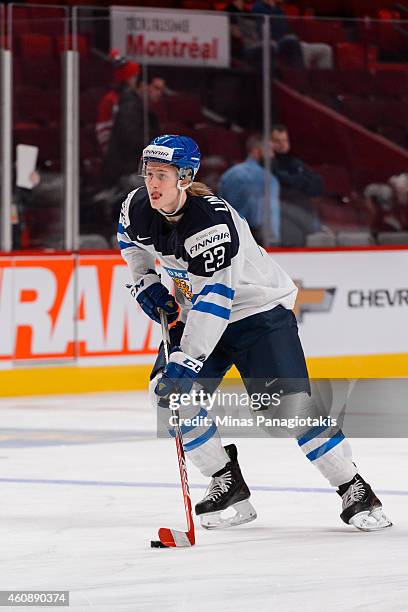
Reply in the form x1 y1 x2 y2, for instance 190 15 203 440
309 69 342 94
166 93 203 126
19 33 54 58
195 125 244 162
337 231 374 246
339 71 375 96
336 43 366 71
79 234 109 249
294 19 347 45
56 34 90 56
377 232 408 245
306 232 336 247
17 86 61 125
374 70 408 97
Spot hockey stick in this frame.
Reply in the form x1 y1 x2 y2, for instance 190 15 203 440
153 310 195 548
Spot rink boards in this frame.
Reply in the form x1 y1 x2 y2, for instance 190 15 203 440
0 248 407 395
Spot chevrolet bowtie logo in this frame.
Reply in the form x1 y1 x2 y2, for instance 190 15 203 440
293 282 336 322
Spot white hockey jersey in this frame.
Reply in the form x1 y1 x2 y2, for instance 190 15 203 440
118 186 297 360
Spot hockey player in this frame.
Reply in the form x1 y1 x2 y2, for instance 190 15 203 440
118 134 392 532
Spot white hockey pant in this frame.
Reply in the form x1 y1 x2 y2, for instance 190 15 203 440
255 380 357 487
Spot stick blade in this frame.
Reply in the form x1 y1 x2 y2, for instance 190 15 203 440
158 527 194 548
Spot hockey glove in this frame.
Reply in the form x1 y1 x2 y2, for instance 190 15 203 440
127 281 178 324
155 347 203 399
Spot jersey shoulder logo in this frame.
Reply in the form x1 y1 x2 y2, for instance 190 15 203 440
184 223 231 258
120 187 142 229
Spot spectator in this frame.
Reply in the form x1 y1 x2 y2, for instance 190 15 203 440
137 74 166 141
251 0 333 69
365 174 408 234
271 124 323 229
95 50 141 156
101 65 163 191
226 0 261 66
218 133 280 244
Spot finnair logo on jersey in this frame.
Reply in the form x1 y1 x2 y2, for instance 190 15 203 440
185 224 231 257
143 144 174 161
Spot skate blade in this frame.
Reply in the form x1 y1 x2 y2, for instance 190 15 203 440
350 507 393 532
200 500 257 530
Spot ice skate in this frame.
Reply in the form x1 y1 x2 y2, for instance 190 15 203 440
195 444 257 530
337 474 392 532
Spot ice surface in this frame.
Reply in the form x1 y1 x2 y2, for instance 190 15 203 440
0 391 407 611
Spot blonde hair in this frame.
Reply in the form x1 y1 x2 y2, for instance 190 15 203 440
186 181 213 196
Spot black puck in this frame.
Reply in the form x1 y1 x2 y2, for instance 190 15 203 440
150 540 168 548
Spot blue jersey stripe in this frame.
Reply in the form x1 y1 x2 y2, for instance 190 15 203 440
183 421 217 452
297 424 330 447
192 283 235 304
191 300 231 320
118 240 141 251
306 431 345 462
117 222 126 234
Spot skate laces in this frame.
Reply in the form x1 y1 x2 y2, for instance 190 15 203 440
342 480 366 510
204 470 233 502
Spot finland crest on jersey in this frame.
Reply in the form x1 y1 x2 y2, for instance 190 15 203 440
164 267 193 301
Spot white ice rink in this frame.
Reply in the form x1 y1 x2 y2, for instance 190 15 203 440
0 391 407 612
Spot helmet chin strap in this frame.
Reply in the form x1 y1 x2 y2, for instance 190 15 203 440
159 177 192 218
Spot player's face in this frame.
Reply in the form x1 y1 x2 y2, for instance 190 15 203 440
144 162 181 212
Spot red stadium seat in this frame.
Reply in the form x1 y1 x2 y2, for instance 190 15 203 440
309 69 342 94
56 34 90 57
339 70 375 96
336 43 366 70
195 125 244 162
282 4 300 16
293 19 347 45
17 86 61 125
166 93 203 126
21 55 60 89
19 33 54 58
374 70 408 97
